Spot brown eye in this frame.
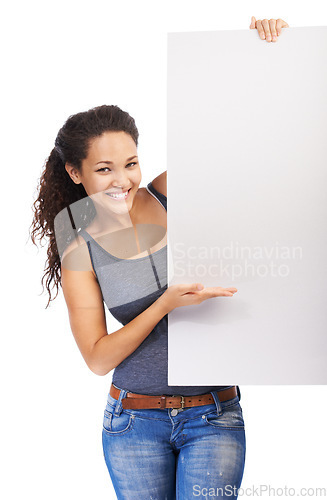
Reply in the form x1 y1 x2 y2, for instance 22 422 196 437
97 167 110 172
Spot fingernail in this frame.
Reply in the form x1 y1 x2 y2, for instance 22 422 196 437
197 284 204 290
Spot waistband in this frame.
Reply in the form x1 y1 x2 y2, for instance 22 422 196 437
110 383 238 410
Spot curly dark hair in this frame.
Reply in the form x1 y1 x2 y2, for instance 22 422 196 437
30 104 139 308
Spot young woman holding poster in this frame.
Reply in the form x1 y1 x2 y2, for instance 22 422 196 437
31 17 288 500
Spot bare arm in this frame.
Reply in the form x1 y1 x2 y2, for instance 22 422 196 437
61 262 168 376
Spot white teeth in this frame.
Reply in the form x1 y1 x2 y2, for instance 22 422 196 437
107 190 129 199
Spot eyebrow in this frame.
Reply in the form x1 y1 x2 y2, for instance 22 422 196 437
95 155 138 166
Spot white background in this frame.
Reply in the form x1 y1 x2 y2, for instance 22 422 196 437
2 1 327 499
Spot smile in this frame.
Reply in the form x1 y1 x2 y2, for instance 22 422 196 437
106 188 131 200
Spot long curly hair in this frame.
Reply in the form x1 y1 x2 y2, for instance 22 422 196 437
30 104 139 308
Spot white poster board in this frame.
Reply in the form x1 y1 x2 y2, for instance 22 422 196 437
167 27 327 384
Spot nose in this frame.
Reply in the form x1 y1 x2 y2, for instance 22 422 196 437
111 171 129 189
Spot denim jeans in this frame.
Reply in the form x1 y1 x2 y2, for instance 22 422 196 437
102 385 246 500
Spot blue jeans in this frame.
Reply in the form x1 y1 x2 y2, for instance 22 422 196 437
102 385 246 499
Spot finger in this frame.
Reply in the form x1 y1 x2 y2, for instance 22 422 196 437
203 292 234 299
215 286 237 294
269 19 278 42
261 19 271 42
276 18 289 36
221 289 236 296
256 20 265 40
249 16 256 29
204 287 236 298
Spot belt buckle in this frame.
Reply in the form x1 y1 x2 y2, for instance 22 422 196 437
171 395 185 416
173 395 184 410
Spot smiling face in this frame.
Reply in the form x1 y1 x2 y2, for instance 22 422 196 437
65 130 142 218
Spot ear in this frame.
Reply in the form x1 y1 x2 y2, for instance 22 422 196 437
65 163 82 184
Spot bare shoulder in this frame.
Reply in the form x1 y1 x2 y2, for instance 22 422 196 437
151 171 167 197
61 234 103 310
61 234 93 273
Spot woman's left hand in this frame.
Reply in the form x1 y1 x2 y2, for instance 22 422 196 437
249 16 289 42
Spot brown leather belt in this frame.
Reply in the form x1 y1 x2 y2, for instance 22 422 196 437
110 383 238 410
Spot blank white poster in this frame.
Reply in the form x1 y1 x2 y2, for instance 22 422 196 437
167 27 327 385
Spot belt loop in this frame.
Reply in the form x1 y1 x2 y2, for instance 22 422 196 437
113 387 128 416
210 390 223 415
236 385 241 401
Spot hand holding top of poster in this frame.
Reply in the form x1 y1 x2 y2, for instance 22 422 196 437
250 16 289 42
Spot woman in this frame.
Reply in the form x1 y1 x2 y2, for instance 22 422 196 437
31 17 289 499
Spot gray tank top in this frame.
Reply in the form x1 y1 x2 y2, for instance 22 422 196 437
79 181 231 396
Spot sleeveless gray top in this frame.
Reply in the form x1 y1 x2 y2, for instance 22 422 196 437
79 181 231 396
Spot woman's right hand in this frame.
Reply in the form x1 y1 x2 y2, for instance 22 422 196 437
158 283 238 314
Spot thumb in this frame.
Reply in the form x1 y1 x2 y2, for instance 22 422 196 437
249 16 256 29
